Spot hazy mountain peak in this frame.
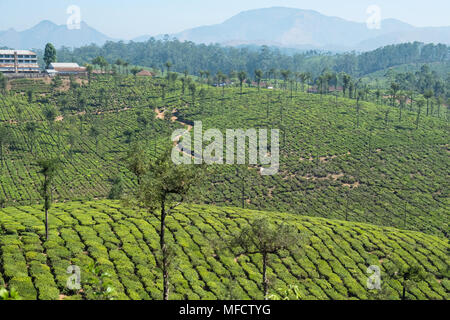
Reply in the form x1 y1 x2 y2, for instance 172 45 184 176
1 7 449 52
165 7 450 51
0 20 114 50
36 20 57 26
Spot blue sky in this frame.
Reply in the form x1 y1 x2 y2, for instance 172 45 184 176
0 0 448 39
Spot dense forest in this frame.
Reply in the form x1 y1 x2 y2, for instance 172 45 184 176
41 40 450 80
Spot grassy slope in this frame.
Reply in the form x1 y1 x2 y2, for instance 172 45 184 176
0 200 448 300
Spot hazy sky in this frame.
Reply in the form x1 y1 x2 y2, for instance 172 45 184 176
0 0 448 39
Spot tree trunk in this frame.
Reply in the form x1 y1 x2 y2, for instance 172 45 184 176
345 192 349 221
356 101 360 128
44 175 50 241
263 253 268 300
416 109 421 130
45 207 49 241
160 198 169 301
402 281 406 300
241 180 245 209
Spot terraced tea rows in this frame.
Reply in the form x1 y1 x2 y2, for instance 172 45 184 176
177 90 449 237
0 80 182 204
0 76 448 237
0 200 448 300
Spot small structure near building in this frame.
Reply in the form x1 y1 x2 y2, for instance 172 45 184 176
136 70 154 77
0 50 40 73
46 63 87 76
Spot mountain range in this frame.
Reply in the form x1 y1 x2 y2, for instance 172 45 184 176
1 7 449 52
0 20 114 50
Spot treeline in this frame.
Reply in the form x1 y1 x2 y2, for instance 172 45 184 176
39 40 449 79
338 42 449 75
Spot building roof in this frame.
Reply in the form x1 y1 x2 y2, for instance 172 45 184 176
49 67 87 73
136 70 153 77
0 50 36 55
49 63 81 68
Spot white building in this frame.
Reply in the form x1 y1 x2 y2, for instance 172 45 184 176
46 63 87 76
0 50 40 73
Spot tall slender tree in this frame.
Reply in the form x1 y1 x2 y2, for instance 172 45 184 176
238 71 247 95
423 90 434 116
37 158 59 241
43 43 57 69
254 69 263 92
415 98 425 129
230 218 302 299
130 148 196 300
165 61 173 76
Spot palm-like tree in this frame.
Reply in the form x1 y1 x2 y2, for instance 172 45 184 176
268 68 276 87
398 93 407 121
204 70 211 86
280 70 291 90
115 59 123 74
298 72 306 92
254 69 263 92
238 71 247 94
216 71 226 97
342 74 352 97
123 62 129 75
415 98 425 129
356 90 364 128
165 61 173 76
375 89 382 105
189 83 196 105
423 89 434 116
322 73 333 94
85 64 93 84
316 75 325 96
390 82 400 107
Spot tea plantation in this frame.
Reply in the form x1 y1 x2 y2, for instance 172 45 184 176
0 75 448 300
0 76 447 236
0 200 448 300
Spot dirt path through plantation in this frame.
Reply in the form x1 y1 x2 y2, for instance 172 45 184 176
155 108 195 159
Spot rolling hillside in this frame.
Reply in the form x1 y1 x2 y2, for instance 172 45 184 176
0 76 448 237
0 200 448 300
